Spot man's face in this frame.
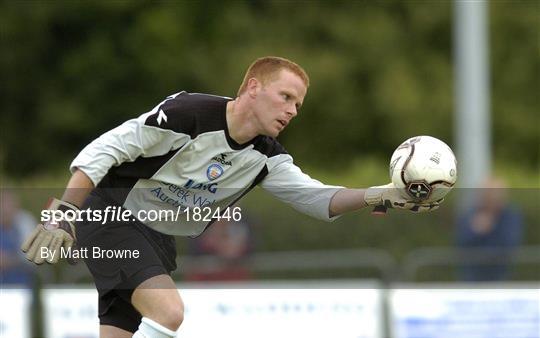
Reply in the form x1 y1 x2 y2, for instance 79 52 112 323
250 69 307 137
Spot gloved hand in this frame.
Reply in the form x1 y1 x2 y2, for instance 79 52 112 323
365 183 442 214
21 198 78 264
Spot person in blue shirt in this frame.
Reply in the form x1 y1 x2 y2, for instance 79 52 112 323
456 177 524 281
1 191 36 287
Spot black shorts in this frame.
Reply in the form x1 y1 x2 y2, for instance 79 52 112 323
76 191 177 333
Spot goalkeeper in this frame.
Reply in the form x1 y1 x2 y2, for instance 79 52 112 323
21 56 440 338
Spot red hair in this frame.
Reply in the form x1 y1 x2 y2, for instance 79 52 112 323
237 56 309 96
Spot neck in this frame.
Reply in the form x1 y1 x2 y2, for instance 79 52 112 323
226 99 258 144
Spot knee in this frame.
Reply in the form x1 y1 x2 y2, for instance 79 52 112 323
132 277 185 332
158 298 184 331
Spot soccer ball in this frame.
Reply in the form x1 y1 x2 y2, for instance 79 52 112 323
389 136 457 203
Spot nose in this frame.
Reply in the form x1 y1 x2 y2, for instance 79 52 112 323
287 105 297 118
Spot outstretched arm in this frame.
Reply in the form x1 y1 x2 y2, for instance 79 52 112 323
329 189 368 217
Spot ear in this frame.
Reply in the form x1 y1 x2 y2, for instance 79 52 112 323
246 77 260 98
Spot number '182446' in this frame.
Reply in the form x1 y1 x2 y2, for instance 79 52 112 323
185 207 242 222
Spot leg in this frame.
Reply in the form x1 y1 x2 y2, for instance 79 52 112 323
77 194 179 336
96 276 182 338
132 274 184 331
100 325 133 338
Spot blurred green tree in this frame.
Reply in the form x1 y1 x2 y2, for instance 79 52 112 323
1 1 537 177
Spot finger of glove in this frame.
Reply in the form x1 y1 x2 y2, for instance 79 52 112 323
391 200 415 210
426 200 442 211
21 225 42 253
62 230 74 249
34 231 54 264
47 234 64 264
419 199 443 212
25 228 47 262
30 230 53 265
410 203 440 213
429 203 440 211
63 236 78 265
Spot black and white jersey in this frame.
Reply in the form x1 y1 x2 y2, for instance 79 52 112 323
71 92 343 237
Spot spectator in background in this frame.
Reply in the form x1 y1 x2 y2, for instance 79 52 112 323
1 190 36 287
456 177 524 281
186 216 255 281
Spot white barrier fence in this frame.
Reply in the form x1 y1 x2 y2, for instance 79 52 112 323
391 285 540 338
1 282 539 338
0 289 31 338
43 288 99 338
179 282 382 338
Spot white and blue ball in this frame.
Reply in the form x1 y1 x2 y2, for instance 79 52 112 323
389 136 457 203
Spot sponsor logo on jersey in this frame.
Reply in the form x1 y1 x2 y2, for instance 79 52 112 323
207 164 224 180
153 181 217 207
184 179 219 194
211 153 232 166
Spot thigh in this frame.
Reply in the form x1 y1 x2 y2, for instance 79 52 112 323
96 271 180 333
131 274 184 326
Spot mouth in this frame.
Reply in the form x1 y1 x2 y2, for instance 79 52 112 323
277 119 288 128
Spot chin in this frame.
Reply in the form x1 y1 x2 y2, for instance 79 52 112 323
262 128 280 138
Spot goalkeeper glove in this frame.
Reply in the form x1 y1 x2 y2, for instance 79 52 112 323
365 183 442 213
21 198 78 264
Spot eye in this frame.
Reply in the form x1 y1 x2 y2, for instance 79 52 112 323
282 93 290 101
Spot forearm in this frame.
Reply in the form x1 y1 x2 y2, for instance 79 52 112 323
329 188 368 217
61 169 95 208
